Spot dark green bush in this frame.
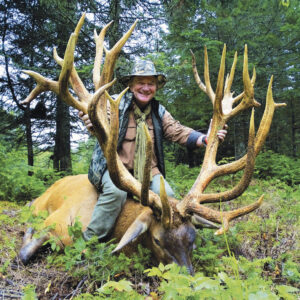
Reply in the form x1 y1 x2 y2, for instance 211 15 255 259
0 142 60 203
254 150 300 185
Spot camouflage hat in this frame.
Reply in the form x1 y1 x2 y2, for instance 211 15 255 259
119 59 167 89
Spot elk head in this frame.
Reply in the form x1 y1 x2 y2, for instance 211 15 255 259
22 14 285 274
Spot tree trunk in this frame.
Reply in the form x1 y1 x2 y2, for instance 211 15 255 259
109 0 121 48
53 98 72 172
25 105 34 175
52 2 77 173
233 114 248 159
290 98 296 157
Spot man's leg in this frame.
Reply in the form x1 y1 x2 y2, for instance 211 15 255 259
150 174 175 198
83 170 127 241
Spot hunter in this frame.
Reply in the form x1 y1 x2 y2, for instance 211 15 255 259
79 59 227 241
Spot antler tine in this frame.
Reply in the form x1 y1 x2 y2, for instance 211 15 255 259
104 88 130 182
99 20 138 88
95 20 138 118
255 76 287 149
214 44 226 117
87 81 118 149
222 51 238 115
224 51 237 97
21 71 58 105
160 176 172 229
214 194 264 235
232 66 256 106
21 13 89 114
93 21 114 90
141 124 152 206
191 47 216 104
188 194 264 235
216 75 286 177
58 13 85 109
53 48 91 107
203 46 216 104
226 45 260 122
190 50 206 93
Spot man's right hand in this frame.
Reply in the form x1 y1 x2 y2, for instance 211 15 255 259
78 111 94 133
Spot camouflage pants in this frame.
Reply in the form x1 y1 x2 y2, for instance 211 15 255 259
83 169 175 241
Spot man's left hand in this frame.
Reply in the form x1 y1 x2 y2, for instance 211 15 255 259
196 121 228 147
217 124 228 142
207 119 228 143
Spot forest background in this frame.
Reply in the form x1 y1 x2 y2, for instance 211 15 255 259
0 0 299 299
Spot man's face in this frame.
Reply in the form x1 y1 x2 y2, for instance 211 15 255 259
129 76 157 108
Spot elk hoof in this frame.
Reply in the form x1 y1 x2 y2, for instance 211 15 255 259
19 244 34 265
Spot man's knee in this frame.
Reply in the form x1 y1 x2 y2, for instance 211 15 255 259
103 185 127 203
101 170 127 204
150 175 175 198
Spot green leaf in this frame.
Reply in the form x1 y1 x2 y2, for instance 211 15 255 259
276 285 299 300
98 279 133 293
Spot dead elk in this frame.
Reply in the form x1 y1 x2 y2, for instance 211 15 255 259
19 14 286 275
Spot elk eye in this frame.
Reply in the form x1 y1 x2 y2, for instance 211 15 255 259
154 238 161 246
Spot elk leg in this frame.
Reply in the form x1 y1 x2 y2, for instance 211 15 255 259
22 227 35 247
19 232 49 265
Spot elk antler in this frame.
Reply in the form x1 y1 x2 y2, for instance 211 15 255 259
21 14 164 213
177 45 286 234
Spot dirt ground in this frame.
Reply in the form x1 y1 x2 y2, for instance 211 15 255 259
0 206 83 299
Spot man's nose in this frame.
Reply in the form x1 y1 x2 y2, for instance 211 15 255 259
141 84 151 90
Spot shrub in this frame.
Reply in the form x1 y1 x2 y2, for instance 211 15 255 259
254 150 300 185
0 145 45 202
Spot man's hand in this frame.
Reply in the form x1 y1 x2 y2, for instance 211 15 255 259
216 125 228 142
78 111 94 133
196 120 228 147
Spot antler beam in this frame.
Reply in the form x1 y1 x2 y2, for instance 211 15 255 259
177 45 286 234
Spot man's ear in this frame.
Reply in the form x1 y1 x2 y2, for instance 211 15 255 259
128 78 134 91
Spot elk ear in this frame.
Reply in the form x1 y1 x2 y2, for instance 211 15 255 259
191 215 220 229
112 207 153 253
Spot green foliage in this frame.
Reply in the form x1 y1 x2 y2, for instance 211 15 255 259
96 261 299 299
0 234 17 262
0 202 21 261
281 254 300 285
0 259 10 275
19 205 54 238
254 150 300 185
192 230 226 276
22 284 38 300
71 138 95 175
0 142 62 203
165 157 199 198
95 279 143 300
0 145 44 203
47 219 151 285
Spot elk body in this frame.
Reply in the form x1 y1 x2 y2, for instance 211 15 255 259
20 174 197 274
19 14 285 274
